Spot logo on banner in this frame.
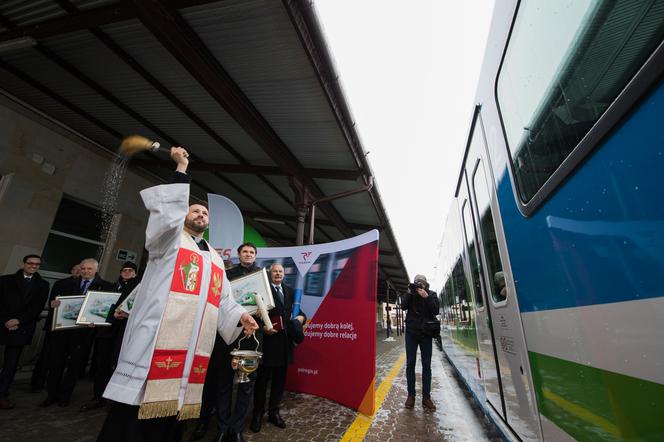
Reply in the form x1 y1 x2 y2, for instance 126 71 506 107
293 250 321 275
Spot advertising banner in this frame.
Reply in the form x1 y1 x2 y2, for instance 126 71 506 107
251 230 379 414
207 193 244 260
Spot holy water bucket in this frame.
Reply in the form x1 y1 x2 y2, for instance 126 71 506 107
230 333 262 383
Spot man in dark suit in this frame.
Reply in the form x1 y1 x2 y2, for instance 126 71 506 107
80 261 139 412
30 263 81 392
0 254 50 409
193 242 261 442
250 263 306 432
42 258 112 407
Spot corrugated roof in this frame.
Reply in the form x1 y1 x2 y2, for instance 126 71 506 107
0 0 410 294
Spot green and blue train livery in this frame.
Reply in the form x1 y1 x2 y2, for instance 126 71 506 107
437 1 664 440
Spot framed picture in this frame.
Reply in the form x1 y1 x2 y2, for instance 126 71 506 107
231 268 275 314
117 284 140 314
76 291 121 326
52 295 86 331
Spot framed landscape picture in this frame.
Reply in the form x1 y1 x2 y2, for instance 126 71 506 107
76 291 121 326
52 295 86 331
231 268 275 314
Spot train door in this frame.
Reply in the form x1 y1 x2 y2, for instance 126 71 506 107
459 115 506 423
469 113 542 439
459 183 505 421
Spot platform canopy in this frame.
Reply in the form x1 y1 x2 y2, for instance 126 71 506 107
0 0 410 296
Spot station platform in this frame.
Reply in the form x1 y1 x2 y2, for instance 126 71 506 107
0 333 499 441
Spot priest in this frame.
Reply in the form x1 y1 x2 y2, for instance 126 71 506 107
98 146 258 441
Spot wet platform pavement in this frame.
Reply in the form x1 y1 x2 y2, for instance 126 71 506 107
0 333 499 441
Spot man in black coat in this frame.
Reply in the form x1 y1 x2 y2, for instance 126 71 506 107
193 242 261 442
251 263 306 433
42 258 112 407
0 254 50 409
106 262 140 372
402 274 439 411
80 261 139 412
30 263 81 392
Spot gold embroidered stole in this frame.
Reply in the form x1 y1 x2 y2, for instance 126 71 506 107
138 233 224 420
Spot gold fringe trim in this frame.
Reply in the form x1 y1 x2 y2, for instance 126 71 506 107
177 403 201 421
137 400 179 420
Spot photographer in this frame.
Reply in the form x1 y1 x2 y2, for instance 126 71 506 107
402 274 439 411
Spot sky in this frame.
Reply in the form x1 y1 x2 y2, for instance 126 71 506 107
314 1 495 290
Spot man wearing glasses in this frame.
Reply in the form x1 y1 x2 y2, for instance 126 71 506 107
0 254 49 409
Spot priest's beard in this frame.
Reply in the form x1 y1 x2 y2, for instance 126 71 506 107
185 218 208 235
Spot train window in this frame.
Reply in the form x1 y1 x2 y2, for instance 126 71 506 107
497 0 664 203
472 160 507 303
439 283 447 322
447 287 456 322
461 200 484 309
452 256 472 322
444 279 453 322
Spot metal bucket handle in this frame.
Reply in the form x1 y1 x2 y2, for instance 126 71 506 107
235 331 260 352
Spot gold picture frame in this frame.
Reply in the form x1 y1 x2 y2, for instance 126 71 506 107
52 295 86 331
76 291 121 326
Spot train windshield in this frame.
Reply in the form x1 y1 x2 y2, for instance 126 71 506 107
497 0 664 202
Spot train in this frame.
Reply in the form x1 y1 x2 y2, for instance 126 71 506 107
435 1 664 441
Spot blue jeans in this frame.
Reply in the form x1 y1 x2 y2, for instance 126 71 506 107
405 331 432 398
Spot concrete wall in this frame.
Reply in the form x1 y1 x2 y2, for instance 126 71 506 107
0 101 154 281
0 97 166 366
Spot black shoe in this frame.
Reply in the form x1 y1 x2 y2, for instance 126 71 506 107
268 411 286 429
58 399 70 407
190 418 209 441
223 430 245 442
39 397 58 407
250 413 263 433
80 398 105 412
213 430 227 442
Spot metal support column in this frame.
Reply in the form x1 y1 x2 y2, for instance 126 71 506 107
289 176 312 246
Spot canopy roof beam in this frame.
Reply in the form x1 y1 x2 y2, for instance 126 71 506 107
131 159 361 180
0 0 224 44
130 0 363 243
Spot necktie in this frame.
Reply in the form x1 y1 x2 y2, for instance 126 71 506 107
81 280 90 294
275 285 284 304
24 277 32 292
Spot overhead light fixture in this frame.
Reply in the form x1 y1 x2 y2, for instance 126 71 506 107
0 36 37 54
253 217 286 225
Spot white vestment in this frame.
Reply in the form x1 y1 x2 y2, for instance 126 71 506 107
104 183 245 406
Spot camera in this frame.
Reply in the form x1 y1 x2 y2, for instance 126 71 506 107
408 282 425 292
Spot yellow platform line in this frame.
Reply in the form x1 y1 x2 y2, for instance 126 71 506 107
340 352 407 442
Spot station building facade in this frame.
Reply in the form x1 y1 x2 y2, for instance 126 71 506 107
0 97 152 360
